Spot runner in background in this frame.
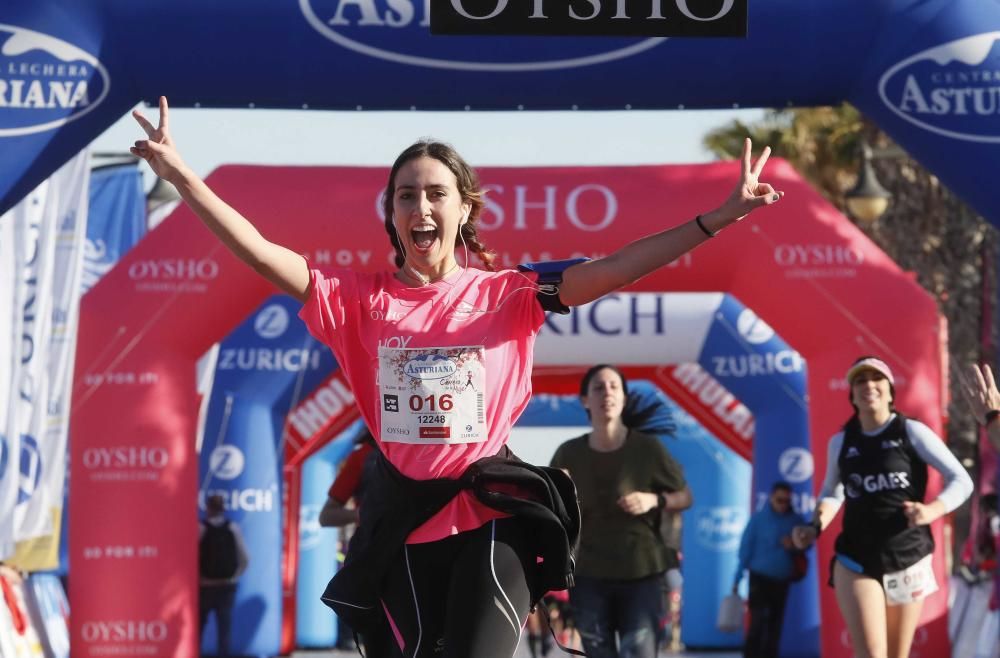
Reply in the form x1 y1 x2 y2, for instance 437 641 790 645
131 98 781 658
550 365 693 658
793 357 972 658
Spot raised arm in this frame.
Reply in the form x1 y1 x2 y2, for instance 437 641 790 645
558 138 783 307
130 97 310 301
962 363 1000 453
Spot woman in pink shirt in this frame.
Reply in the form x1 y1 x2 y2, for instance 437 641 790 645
131 97 783 658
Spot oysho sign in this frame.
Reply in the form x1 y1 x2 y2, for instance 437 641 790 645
80 619 168 644
300 0 667 72
82 445 170 482
0 24 110 137
430 0 747 37
880 31 1000 143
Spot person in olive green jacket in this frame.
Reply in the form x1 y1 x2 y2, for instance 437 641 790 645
551 364 692 658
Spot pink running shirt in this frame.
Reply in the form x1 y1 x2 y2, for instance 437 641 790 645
299 266 545 543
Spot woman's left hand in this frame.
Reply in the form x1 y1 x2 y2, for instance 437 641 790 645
618 492 659 515
902 500 944 527
961 363 1000 422
709 138 784 228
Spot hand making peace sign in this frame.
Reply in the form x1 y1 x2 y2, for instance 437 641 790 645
716 137 784 226
129 96 189 184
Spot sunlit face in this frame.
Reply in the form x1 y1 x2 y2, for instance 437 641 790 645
581 368 627 423
391 156 471 278
850 369 892 415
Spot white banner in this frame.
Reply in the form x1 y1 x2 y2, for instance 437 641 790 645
536 292 723 365
1 151 90 558
0 190 18 556
21 151 89 554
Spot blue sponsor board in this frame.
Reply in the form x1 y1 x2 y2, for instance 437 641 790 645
198 295 336 657
699 295 816 656
0 23 110 137
296 426 359 648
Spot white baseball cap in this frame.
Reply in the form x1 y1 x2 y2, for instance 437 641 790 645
845 357 895 386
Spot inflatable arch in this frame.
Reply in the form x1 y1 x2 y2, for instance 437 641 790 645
72 161 945 658
1 2 999 229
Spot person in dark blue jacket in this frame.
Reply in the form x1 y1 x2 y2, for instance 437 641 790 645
732 481 805 658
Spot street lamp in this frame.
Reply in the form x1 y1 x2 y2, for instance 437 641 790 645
845 140 892 224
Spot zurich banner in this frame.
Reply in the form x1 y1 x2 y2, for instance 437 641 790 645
1 1 1000 231
698 295 815 657
198 295 335 657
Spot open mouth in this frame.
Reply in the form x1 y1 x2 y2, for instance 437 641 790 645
411 227 439 252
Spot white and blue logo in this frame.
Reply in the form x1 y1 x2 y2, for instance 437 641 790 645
254 303 290 339
0 24 111 137
299 0 665 72
694 506 746 552
778 447 813 484
880 31 1000 143
404 353 457 380
18 434 42 504
736 308 775 345
208 444 246 481
299 503 323 551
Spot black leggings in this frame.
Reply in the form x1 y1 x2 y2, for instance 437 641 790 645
380 517 536 658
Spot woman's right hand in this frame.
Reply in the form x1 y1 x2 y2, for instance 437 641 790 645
129 96 188 184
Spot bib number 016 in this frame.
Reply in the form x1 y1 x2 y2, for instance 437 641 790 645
409 393 454 412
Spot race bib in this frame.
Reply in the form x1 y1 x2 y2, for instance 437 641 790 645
883 553 938 606
378 345 487 444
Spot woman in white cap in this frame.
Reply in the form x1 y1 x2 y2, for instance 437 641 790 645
793 356 972 658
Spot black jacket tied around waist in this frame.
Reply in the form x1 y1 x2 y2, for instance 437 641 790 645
320 446 581 634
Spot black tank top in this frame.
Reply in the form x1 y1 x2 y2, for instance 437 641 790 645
834 414 934 573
